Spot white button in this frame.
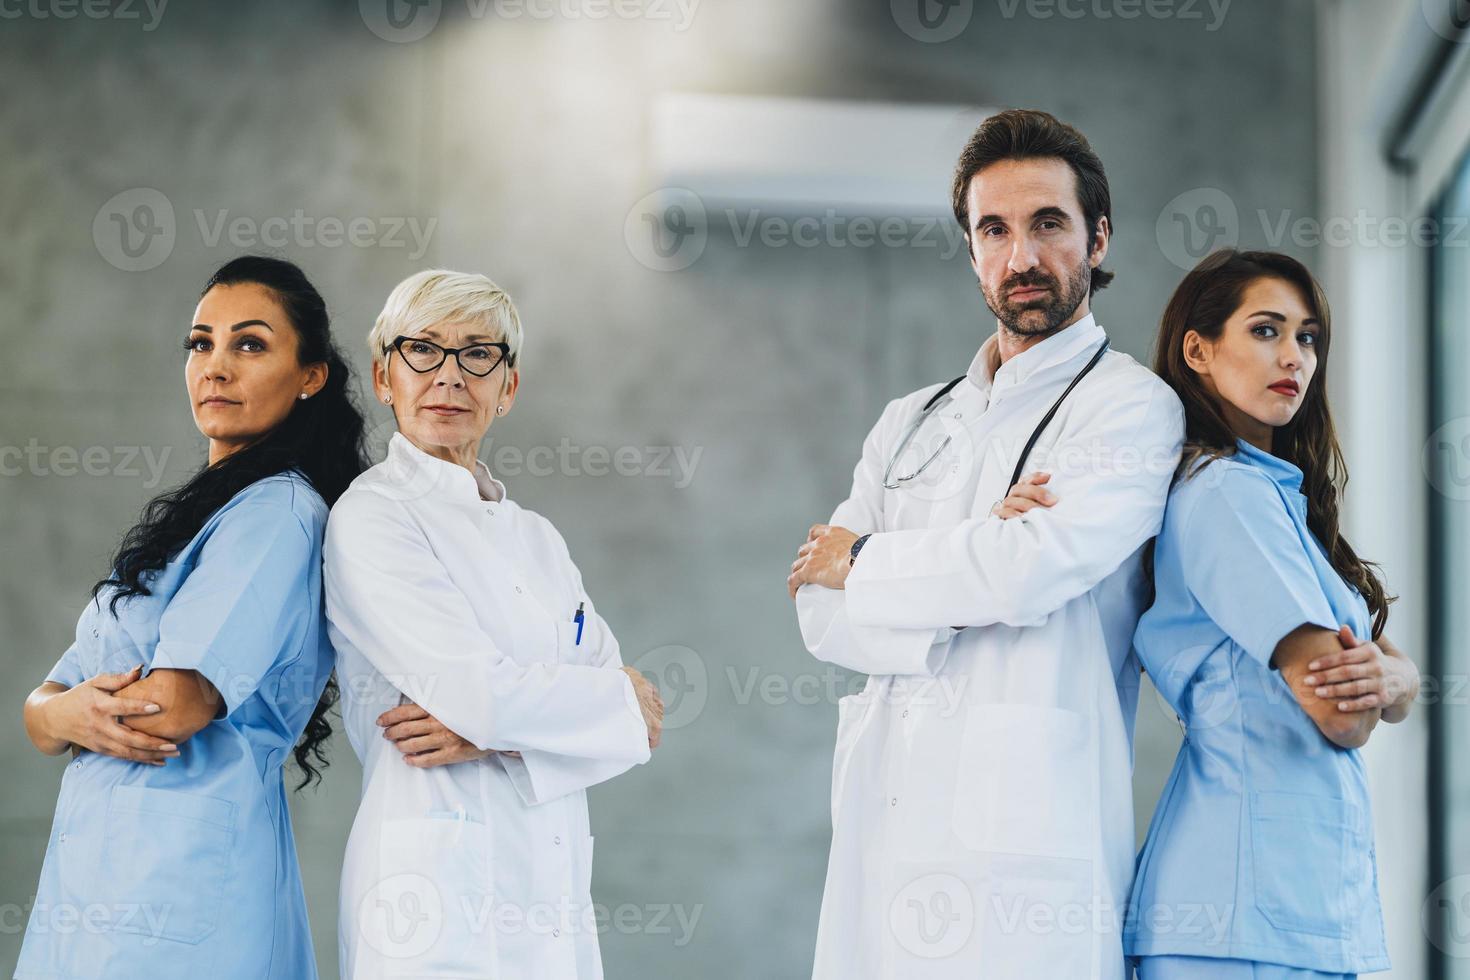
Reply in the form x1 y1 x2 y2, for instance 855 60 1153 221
514 586 523 595
902 709 909 719
890 797 898 807
73 758 82 769
58 833 66 843
91 628 99 638
953 412 962 419
554 835 561 845
552 929 561 938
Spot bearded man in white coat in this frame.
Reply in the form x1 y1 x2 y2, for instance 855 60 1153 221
788 109 1185 980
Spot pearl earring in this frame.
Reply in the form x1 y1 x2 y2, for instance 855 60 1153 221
496 405 505 415
298 393 309 400
384 394 392 405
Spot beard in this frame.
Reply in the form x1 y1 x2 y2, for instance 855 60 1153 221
981 261 1092 337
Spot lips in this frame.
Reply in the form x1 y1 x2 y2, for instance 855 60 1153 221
1268 381 1299 396
424 405 469 416
1009 286 1050 301
200 397 239 406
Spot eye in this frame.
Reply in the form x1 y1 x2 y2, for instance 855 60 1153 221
1037 219 1061 231
408 341 436 355
464 347 494 362
236 336 266 352
1298 331 1318 347
1250 323 1278 339
981 224 1006 238
183 335 211 353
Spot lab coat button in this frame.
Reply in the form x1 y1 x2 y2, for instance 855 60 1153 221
58 833 66 843
90 628 99 638
890 797 898 807
514 585 523 594
552 929 561 938
902 709 909 719
554 835 561 845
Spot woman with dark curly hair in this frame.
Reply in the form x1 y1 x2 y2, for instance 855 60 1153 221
18 255 367 979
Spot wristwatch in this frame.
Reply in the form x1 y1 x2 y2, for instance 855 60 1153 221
849 533 872 566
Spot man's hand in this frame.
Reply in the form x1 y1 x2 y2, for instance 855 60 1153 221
1302 626 1419 722
788 524 860 599
990 471 1057 520
377 701 501 769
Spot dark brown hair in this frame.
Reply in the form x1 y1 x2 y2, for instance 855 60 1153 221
1152 248 1392 638
950 108 1115 295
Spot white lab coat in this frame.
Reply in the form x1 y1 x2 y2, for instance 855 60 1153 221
325 431 650 980
797 315 1184 980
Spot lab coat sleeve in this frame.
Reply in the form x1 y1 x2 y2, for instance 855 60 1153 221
795 397 952 675
323 491 650 765
846 376 1185 629
1177 463 1340 668
501 519 649 806
148 492 318 717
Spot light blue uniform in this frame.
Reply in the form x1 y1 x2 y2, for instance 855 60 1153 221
1125 440 1389 979
16 472 333 980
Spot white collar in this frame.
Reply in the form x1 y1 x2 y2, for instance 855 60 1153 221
384 431 506 503
965 313 1107 395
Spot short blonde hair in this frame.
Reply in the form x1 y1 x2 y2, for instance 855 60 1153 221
369 269 524 372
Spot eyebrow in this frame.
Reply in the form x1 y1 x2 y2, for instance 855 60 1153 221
420 330 497 344
191 320 275 333
1246 310 1320 327
973 205 1071 230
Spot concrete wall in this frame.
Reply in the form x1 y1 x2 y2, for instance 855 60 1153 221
0 1 1322 976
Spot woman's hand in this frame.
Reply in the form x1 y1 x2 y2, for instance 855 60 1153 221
1303 626 1420 722
24 666 182 765
377 701 511 768
991 471 1057 520
621 665 664 750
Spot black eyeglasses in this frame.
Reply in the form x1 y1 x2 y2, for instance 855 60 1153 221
385 335 515 378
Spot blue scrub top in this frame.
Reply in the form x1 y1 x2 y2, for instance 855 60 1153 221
1124 440 1389 975
16 472 333 980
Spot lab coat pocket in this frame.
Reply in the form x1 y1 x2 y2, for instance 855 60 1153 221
1250 790 1358 938
832 690 875 829
366 814 497 977
100 785 237 944
950 704 1091 858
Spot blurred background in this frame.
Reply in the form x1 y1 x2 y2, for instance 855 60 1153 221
2 0 1467 976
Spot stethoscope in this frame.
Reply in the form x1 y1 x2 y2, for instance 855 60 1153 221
881 338 1110 491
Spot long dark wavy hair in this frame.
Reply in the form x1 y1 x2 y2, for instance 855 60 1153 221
1150 248 1393 639
92 256 368 787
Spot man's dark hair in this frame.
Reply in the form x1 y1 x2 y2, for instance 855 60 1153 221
951 109 1115 294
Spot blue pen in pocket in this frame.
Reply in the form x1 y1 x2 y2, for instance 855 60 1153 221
574 602 585 645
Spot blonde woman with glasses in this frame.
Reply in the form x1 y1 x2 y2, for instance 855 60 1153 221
324 269 663 979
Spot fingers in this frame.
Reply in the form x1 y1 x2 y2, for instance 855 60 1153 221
1336 694 1383 712
807 524 827 542
1315 677 1381 699
394 733 449 756
99 695 162 718
383 718 440 742
89 664 144 692
106 717 178 752
376 703 429 728
1303 657 1381 688
97 730 179 765
403 748 455 768
1338 624 1359 648
1006 483 1057 507
1016 471 1051 486
1304 645 1373 675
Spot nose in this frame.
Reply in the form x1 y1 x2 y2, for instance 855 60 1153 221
198 348 231 383
1279 338 1302 372
1007 233 1040 276
433 353 466 389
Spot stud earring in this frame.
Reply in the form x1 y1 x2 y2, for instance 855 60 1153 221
299 393 309 400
